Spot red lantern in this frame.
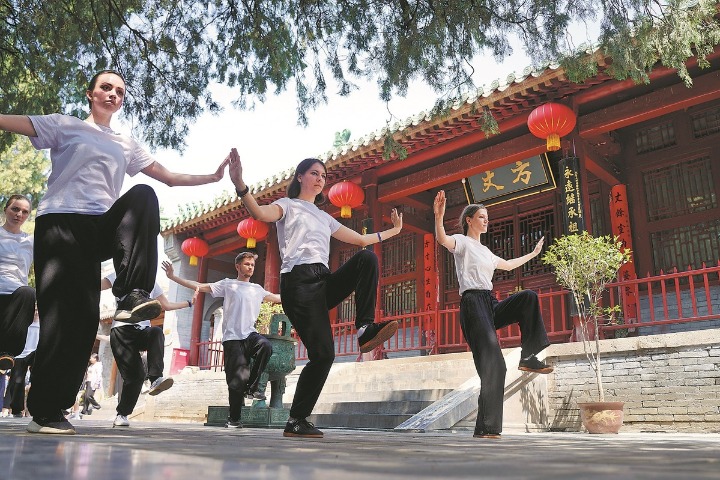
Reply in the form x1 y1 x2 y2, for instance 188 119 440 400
328 181 364 219
527 103 577 151
181 237 209 266
237 218 269 248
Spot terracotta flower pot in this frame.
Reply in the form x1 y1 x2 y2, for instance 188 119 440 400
578 401 624 434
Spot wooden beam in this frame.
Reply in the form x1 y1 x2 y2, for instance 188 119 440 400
208 236 246 257
572 134 622 186
579 70 720 137
398 210 433 235
379 133 545 202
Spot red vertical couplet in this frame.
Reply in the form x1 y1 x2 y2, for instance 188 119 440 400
610 184 638 322
423 234 437 354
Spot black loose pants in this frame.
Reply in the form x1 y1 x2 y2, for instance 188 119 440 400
223 333 273 421
280 249 378 420
29 185 159 418
110 325 165 416
460 289 550 434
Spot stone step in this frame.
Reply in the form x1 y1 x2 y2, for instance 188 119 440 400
314 388 454 404
309 412 413 430
310 399 437 415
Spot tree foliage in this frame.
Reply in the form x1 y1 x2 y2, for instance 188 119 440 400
0 136 50 209
542 232 632 401
2 0 719 152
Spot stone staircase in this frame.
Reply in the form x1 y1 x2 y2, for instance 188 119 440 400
94 347 551 433
302 352 477 430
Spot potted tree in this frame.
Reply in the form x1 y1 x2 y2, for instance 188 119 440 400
542 231 632 433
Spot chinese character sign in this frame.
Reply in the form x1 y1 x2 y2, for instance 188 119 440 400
423 234 436 312
466 155 555 205
558 156 586 235
610 184 638 321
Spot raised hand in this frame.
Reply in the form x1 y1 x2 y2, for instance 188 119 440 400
533 236 545 256
390 207 403 231
227 148 244 189
433 190 446 218
161 260 174 278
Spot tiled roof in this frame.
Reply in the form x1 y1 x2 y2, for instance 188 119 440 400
161 59 595 234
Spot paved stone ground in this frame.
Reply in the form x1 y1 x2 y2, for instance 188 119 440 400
0 417 718 479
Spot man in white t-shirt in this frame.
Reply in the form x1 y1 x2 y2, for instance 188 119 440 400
163 250 281 428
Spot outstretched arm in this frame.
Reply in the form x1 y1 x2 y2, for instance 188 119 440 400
434 190 456 250
496 236 545 271
141 156 229 187
162 261 212 293
263 293 281 304
0 114 37 137
155 293 194 311
227 148 283 223
331 208 403 247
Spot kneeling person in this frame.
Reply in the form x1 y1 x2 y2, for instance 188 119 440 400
163 251 281 428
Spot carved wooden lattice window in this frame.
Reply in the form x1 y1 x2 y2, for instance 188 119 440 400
381 280 417 316
336 247 361 321
643 156 717 222
650 219 720 272
443 248 459 298
691 106 720 138
518 207 554 277
635 121 676 154
487 218 514 282
590 193 610 237
381 232 416 277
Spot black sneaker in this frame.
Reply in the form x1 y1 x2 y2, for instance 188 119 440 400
0 352 14 370
226 418 243 428
473 431 501 439
283 418 323 438
518 355 554 374
245 390 266 401
27 413 76 435
357 320 399 353
114 289 162 323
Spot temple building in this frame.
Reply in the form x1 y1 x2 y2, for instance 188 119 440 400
159 47 720 369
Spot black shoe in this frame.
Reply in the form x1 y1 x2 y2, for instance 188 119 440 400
283 418 323 438
0 352 14 370
473 431 501 439
518 355 554 374
358 321 399 353
226 418 243 428
245 390 266 401
114 289 162 323
27 413 76 435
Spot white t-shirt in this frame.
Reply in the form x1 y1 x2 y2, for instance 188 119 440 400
86 361 103 390
106 272 163 330
0 227 33 294
450 234 502 294
272 197 342 273
28 114 155 217
209 279 271 341
16 320 40 359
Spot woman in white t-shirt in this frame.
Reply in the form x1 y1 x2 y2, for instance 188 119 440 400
228 152 403 438
0 70 231 435
0 195 35 372
433 190 552 439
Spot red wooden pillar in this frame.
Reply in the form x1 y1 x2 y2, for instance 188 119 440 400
189 256 209 366
610 184 639 323
263 226 280 294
